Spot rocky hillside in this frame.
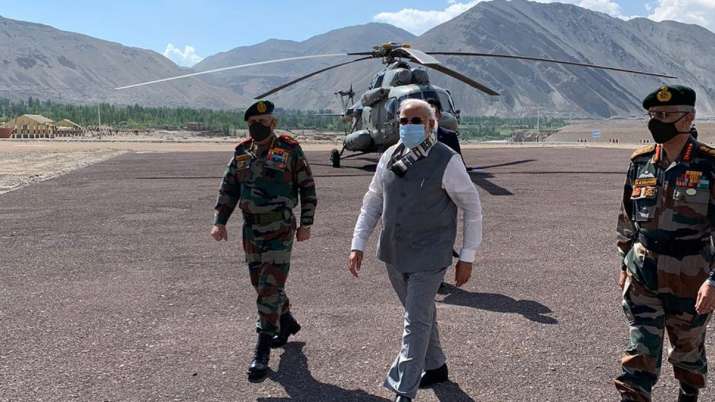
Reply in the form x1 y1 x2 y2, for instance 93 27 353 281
3 1 714 117
0 16 246 108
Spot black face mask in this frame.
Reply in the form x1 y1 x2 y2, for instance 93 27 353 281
248 122 272 142
648 113 689 144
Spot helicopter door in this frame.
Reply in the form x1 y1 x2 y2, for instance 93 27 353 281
361 106 372 133
372 99 389 145
351 108 363 131
383 97 399 145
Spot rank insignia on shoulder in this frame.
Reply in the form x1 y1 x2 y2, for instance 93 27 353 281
278 134 298 145
698 144 715 158
630 145 656 160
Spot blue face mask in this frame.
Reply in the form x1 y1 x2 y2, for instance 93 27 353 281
399 124 426 148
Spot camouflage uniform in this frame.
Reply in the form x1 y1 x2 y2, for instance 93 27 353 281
214 133 316 336
615 138 715 401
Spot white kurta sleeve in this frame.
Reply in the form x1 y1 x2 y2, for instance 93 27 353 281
442 154 483 262
350 149 393 251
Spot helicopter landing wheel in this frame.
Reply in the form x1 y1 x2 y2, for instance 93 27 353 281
330 149 341 168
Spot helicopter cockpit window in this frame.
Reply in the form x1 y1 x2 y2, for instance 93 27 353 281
438 92 455 114
421 90 437 102
352 108 363 131
418 90 456 115
421 91 442 111
370 72 385 89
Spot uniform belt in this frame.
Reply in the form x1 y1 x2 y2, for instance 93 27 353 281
637 233 709 259
243 209 291 225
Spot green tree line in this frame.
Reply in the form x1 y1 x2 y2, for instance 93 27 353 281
0 97 566 140
459 115 567 140
0 97 347 132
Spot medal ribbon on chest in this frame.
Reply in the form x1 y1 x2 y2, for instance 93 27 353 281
267 147 288 169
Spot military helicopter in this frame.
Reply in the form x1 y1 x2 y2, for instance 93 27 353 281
117 42 676 167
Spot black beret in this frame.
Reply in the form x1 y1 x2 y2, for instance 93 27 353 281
244 100 274 121
642 85 696 109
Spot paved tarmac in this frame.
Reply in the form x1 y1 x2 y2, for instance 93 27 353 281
1 147 714 401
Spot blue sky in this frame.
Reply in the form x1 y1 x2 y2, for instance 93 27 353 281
0 1 710 66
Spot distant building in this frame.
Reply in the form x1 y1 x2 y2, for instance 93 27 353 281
55 119 84 136
8 114 56 138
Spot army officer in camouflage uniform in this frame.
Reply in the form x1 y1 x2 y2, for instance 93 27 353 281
616 85 715 402
211 100 317 382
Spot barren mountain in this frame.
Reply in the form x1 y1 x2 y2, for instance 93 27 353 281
196 0 715 117
3 0 714 117
0 16 246 108
414 0 715 117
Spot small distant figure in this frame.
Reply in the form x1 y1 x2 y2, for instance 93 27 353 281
426 98 462 156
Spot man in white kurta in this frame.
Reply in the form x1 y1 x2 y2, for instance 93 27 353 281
347 99 482 401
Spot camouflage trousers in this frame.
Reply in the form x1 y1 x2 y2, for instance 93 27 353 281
616 275 711 401
242 215 295 336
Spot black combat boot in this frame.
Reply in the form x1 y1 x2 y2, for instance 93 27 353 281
247 333 273 382
419 363 449 388
271 312 301 348
678 383 699 402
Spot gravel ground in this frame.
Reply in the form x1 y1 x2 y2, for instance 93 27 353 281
1 148 713 401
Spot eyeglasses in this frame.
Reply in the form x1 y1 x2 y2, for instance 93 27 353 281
648 111 689 123
399 117 423 125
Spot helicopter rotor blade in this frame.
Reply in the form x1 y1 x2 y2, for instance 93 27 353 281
393 47 500 96
425 64 500 95
393 47 441 65
426 51 677 79
346 51 374 56
254 56 374 99
115 53 351 90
